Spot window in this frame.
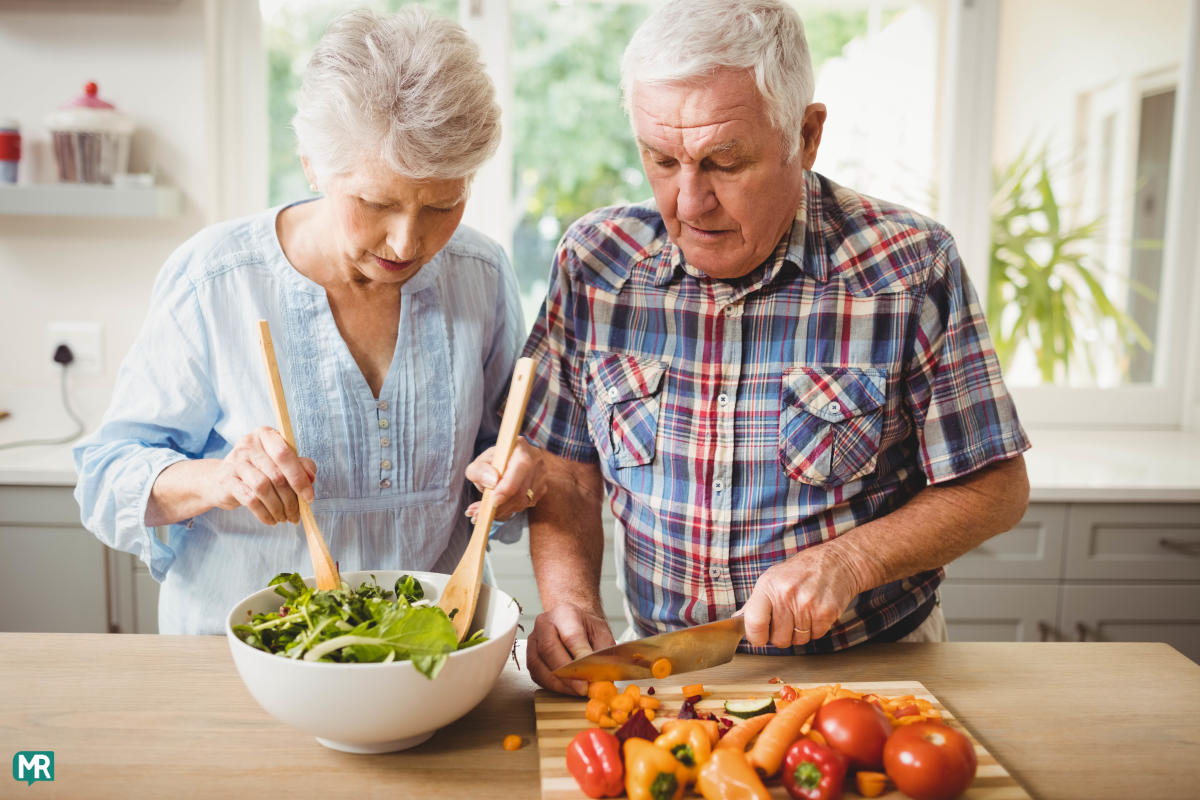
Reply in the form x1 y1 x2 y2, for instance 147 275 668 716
258 0 1200 430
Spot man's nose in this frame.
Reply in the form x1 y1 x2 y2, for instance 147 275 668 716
676 166 718 221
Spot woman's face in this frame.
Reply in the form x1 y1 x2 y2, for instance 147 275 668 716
321 156 468 286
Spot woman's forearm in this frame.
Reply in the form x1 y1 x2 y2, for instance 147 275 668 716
144 459 223 527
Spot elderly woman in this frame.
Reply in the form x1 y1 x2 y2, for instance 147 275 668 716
74 7 541 634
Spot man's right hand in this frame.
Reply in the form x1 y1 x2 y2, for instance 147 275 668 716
527 603 616 695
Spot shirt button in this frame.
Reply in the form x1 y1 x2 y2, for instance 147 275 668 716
377 400 388 411
717 393 729 407
709 566 722 578
379 479 391 489
381 437 390 447
713 479 725 491
378 418 389 429
829 401 841 413
381 460 392 470
607 388 620 401
725 304 742 317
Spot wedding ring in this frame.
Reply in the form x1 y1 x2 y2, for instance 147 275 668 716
793 627 810 634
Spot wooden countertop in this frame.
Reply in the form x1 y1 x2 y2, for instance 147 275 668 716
1 635 1198 799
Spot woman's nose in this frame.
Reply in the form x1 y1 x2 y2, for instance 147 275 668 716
386 214 420 260
675 167 718 221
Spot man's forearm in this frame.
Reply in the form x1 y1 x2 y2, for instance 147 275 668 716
829 454 1030 595
528 453 608 616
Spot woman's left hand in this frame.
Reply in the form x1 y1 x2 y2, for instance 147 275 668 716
464 437 546 521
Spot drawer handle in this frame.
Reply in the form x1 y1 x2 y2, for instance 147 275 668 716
1158 538 1200 555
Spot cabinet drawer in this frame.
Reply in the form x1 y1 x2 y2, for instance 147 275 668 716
0 525 108 633
939 582 1059 642
945 504 1066 580
1060 584 1200 663
1064 503 1200 580
0 485 82 526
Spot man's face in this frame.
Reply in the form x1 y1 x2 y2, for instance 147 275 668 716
630 69 824 280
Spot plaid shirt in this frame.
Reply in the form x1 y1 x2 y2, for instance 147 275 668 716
522 171 1030 653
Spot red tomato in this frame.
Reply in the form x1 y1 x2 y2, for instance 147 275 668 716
813 698 892 770
883 721 978 800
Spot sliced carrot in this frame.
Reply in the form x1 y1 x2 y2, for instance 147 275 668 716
609 693 635 713
502 734 523 751
715 712 775 752
681 683 706 698
585 698 608 723
747 690 827 777
587 681 618 702
638 696 661 711
643 709 655 721
806 729 828 747
623 684 641 700
650 657 672 679
611 708 629 725
856 771 888 797
598 714 617 728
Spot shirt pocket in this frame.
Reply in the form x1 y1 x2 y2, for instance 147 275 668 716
779 365 887 487
586 353 666 469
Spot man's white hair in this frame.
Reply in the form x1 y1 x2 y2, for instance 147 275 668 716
293 7 501 183
620 0 814 160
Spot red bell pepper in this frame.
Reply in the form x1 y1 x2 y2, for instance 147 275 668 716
566 728 624 798
782 738 848 800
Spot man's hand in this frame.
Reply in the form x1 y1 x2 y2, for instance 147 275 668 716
527 603 616 695
739 542 863 648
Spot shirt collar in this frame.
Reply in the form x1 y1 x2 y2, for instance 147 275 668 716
651 171 820 292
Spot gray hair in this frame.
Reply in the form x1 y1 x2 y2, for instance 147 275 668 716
294 7 501 182
620 0 814 160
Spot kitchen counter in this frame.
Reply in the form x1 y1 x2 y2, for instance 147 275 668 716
1 636 1197 799
3 427 1199 501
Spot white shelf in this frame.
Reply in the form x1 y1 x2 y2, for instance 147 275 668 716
0 183 182 219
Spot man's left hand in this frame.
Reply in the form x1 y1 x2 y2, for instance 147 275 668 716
739 542 864 648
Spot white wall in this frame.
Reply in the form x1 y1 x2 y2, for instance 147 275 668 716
0 1 211 430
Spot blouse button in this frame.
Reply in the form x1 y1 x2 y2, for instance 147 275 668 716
381 460 392 470
379 479 391 489
378 418 389 429
381 436 390 447
377 400 388 410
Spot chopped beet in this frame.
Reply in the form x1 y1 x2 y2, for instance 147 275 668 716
646 686 655 695
677 694 717 722
614 709 658 745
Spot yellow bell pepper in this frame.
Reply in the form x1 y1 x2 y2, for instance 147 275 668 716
654 719 713 785
623 737 688 800
695 748 771 800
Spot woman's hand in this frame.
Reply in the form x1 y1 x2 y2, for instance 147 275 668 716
464 437 546 521
209 427 317 525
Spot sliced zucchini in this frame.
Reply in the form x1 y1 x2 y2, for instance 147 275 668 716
723 697 776 718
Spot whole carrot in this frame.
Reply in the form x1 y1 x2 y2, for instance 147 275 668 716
715 712 775 752
747 690 827 776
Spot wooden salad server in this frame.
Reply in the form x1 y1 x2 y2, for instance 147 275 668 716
438 357 535 641
256 319 341 591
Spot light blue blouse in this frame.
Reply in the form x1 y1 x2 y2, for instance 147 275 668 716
74 203 526 634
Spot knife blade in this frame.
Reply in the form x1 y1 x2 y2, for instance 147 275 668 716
553 616 746 682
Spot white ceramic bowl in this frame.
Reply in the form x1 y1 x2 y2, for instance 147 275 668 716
226 570 519 753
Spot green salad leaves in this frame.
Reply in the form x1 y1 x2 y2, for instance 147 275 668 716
232 572 485 679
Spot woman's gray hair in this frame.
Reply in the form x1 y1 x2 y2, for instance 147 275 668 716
294 7 501 182
620 0 814 160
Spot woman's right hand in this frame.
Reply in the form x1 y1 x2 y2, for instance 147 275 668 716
209 427 317 525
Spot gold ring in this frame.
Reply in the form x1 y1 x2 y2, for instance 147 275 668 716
793 627 810 634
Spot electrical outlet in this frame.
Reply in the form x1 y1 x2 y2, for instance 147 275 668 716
47 321 104 374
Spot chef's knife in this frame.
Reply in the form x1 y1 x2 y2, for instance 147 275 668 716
553 616 746 682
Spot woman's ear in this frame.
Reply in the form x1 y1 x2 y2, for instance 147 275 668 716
300 155 318 192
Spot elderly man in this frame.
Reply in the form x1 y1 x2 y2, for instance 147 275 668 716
520 0 1030 693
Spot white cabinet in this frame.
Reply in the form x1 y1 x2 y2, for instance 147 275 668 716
0 484 157 634
943 502 1200 661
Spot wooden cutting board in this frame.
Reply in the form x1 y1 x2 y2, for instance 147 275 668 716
534 681 1031 800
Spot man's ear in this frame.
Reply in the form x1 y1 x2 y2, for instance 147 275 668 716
799 103 827 170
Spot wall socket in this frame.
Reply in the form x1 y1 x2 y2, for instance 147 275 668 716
47 321 104 374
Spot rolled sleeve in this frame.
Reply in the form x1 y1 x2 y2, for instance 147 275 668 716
905 233 1031 483
521 244 599 463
